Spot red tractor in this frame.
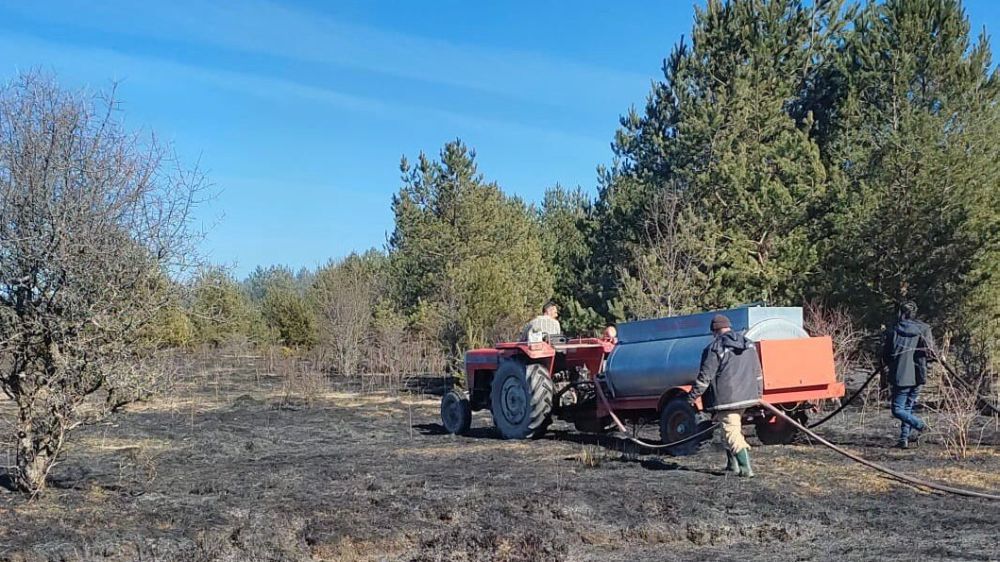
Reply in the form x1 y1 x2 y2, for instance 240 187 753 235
440 306 845 452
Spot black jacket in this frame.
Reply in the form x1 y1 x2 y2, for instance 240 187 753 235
882 319 935 387
689 331 764 411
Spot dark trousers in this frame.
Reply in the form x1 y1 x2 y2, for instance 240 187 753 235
890 385 925 442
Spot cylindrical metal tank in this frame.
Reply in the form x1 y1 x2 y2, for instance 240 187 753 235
604 306 808 398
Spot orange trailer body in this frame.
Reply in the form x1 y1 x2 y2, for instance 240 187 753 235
758 336 844 404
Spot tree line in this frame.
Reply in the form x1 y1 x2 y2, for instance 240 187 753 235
155 0 998 372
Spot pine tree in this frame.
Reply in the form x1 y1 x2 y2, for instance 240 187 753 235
817 0 1000 363
603 0 844 313
539 185 603 333
388 140 554 359
241 264 317 347
189 267 259 346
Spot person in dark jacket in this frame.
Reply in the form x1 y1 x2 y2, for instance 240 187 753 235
687 314 764 477
882 301 936 449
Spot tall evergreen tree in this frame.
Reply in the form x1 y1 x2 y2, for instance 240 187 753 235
539 185 603 333
389 140 554 359
817 0 999 363
601 0 844 314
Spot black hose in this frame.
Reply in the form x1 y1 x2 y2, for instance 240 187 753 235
808 367 882 428
595 381 718 450
807 355 999 429
761 402 1000 500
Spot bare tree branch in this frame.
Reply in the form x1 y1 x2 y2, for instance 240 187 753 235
0 72 204 495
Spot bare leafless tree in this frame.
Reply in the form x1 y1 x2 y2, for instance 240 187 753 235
803 299 873 382
618 187 716 318
310 254 382 375
0 73 205 494
931 374 987 460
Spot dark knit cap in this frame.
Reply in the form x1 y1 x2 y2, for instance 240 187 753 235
710 314 731 332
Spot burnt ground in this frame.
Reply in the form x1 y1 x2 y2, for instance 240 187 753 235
1 356 998 562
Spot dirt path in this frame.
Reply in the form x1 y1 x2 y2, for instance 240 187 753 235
1 367 998 561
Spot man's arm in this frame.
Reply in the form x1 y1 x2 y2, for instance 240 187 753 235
881 328 894 368
688 347 719 403
922 325 937 362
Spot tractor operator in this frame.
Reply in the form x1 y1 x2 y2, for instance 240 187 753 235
602 325 618 344
882 301 935 449
686 314 764 478
519 300 562 342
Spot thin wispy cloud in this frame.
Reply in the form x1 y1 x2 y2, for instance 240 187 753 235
0 33 606 151
0 2 642 274
2 0 649 109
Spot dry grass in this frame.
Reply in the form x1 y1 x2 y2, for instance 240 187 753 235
325 392 437 410
921 467 1000 490
123 353 441 422
932 447 1000 461
310 537 414 561
768 451 896 494
769 444 1000 498
75 435 172 452
576 445 609 468
396 441 535 458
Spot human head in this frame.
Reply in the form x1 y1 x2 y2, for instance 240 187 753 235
542 300 559 319
710 314 731 334
899 301 918 320
603 325 617 340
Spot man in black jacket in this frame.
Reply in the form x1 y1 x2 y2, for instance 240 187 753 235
687 315 764 477
882 301 936 449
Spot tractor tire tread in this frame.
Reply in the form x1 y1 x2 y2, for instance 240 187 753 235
527 364 554 438
492 360 553 439
440 389 472 435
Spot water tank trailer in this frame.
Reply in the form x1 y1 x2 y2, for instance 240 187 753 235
441 305 845 452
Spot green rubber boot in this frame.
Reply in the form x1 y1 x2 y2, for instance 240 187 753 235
735 448 755 478
724 451 739 473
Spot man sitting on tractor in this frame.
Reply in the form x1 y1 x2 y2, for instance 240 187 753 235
686 314 764 477
602 325 618 344
519 300 562 342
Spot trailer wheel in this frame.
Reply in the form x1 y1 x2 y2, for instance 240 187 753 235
754 411 805 445
490 360 553 439
659 398 707 456
441 390 472 435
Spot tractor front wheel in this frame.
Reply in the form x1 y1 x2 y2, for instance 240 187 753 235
490 360 553 439
441 389 472 435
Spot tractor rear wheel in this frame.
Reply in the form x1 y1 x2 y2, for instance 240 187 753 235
659 397 709 456
441 389 472 435
490 360 553 439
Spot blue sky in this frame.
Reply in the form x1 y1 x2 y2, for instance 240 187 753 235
2 1 998 278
